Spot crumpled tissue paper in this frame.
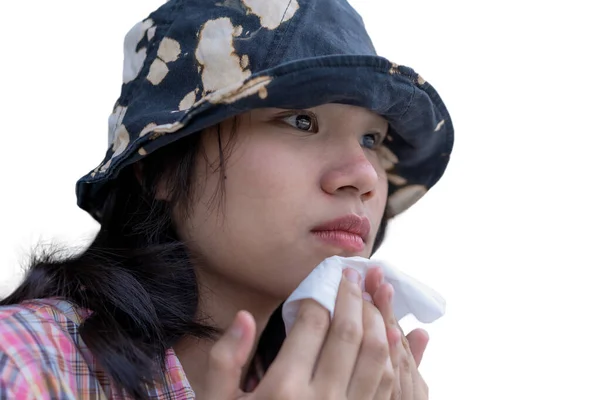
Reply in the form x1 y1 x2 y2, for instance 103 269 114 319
281 256 446 333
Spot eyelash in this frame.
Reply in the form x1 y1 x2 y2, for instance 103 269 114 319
279 110 384 149
361 132 384 149
280 111 319 133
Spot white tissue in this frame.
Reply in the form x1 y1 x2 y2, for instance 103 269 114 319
281 256 446 334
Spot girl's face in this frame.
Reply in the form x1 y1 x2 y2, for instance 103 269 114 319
177 104 389 299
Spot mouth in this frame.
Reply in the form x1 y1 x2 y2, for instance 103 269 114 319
311 214 371 253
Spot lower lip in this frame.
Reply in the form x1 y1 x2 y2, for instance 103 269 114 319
311 230 366 252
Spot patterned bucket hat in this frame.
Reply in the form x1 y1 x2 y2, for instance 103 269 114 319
76 0 454 221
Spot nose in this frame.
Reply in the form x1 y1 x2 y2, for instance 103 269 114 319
320 145 380 201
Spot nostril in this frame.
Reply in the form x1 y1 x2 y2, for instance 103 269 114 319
361 189 375 200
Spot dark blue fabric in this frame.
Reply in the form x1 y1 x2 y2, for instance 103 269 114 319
76 0 454 220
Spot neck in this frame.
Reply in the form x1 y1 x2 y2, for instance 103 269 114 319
173 268 283 395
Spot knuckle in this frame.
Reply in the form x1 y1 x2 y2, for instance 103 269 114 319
363 336 389 363
324 392 341 400
380 367 395 389
344 280 363 299
269 382 299 400
296 302 330 332
362 299 378 314
401 354 411 372
364 301 385 327
332 318 363 344
322 388 344 400
400 334 411 352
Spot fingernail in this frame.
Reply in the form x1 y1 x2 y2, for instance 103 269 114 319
387 284 395 303
362 292 373 303
344 268 360 284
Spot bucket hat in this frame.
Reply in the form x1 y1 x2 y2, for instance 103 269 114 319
76 0 454 221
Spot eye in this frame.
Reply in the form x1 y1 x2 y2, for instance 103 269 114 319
281 112 318 133
361 133 383 149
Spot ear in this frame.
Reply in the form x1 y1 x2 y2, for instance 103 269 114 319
154 178 171 201
133 162 144 184
133 161 171 201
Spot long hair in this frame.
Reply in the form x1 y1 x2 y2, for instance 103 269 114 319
1 121 389 399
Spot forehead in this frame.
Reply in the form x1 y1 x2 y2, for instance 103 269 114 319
316 104 388 125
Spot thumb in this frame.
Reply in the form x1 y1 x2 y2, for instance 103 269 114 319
406 328 429 367
204 310 257 399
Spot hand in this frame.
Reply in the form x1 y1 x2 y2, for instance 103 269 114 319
364 267 430 399
203 268 395 399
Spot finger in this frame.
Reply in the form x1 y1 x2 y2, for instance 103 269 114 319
373 356 395 400
372 283 404 397
347 297 388 400
372 282 397 330
372 283 401 366
204 311 256 399
266 298 330 383
385 324 403 398
373 282 428 398
365 266 384 296
312 268 364 394
398 329 416 400
372 282 430 368
401 328 430 397
406 328 429 367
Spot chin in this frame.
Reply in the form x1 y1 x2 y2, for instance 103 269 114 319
260 247 373 298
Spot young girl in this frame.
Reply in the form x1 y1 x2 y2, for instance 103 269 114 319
0 0 452 398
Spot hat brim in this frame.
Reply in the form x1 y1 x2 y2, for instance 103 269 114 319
76 54 453 221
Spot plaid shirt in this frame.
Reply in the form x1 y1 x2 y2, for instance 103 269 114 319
0 299 195 399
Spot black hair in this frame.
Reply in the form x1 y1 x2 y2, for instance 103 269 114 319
1 122 388 399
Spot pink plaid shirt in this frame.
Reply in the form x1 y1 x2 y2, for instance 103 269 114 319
0 298 195 399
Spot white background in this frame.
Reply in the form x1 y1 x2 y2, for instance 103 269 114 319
1 1 599 399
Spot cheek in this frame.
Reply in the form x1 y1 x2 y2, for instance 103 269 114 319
226 140 310 200
379 174 389 208
191 139 314 254
222 141 320 254
372 154 389 213
184 140 321 293
369 174 389 231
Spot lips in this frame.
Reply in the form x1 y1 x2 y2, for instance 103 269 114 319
311 214 371 252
